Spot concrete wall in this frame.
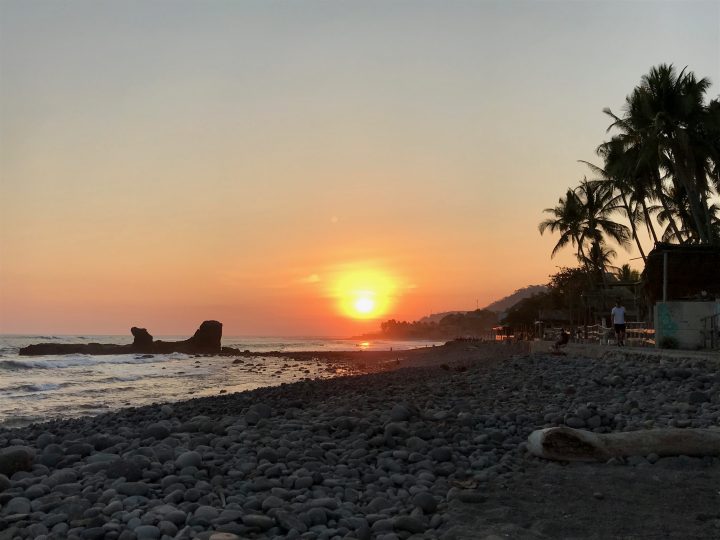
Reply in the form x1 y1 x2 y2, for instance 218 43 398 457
654 301 720 350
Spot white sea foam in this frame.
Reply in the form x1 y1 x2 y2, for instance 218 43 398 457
0 354 187 371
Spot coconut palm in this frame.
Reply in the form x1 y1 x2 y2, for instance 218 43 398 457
539 189 586 261
604 64 720 244
615 263 640 283
572 178 631 267
540 179 630 284
580 149 648 262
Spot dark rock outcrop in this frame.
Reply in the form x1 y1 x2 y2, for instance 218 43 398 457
19 321 234 356
131 327 154 350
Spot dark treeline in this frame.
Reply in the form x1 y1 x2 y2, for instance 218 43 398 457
378 309 498 339
500 265 640 329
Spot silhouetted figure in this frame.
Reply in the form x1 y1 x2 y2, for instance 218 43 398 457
553 329 570 351
611 299 626 346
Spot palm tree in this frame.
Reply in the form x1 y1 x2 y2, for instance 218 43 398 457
615 263 640 283
540 179 630 283
539 189 586 262
572 178 631 273
604 64 720 244
580 148 648 262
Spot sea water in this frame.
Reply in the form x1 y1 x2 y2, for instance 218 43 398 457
0 335 442 428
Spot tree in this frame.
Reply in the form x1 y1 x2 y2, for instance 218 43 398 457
538 189 586 262
615 263 640 283
604 64 720 244
540 179 630 282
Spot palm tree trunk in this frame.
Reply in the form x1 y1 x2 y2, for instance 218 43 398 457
669 138 710 243
641 199 661 244
621 192 646 262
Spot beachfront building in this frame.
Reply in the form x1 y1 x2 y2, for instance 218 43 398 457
643 244 720 350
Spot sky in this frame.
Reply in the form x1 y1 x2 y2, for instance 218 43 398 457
1 0 718 336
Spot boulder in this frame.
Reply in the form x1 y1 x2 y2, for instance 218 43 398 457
186 320 222 352
131 327 154 350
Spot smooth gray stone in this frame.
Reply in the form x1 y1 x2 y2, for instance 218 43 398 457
390 405 412 422
157 520 178 536
36 433 55 449
412 491 437 513
117 482 149 497
143 423 170 440
5 496 31 514
393 515 426 533
307 497 339 510
81 527 106 540
306 507 328 526
134 524 160 539
0 474 11 492
45 469 77 487
0 447 35 476
275 510 308 533
257 447 278 463
565 416 585 429
241 514 275 530
175 451 202 469
261 495 283 511
104 500 124 515
429 447 452 462
65 443 94 457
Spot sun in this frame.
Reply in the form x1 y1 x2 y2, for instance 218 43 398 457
332 268 396 320
354 294 376 315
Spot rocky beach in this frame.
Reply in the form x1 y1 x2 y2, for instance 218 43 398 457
1 341 719 540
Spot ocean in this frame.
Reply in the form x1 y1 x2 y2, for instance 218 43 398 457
0 335 442 428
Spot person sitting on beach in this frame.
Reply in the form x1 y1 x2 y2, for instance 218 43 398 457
552 328 570 351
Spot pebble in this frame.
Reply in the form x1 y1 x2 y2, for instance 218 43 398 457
0 446 34 476
175 451 202 469
5 496 31 514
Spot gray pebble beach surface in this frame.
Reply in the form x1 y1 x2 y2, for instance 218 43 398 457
1 343 719 539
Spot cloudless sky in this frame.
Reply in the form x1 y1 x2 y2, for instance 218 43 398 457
1 0 718 336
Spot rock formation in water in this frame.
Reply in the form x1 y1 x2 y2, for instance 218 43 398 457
19 320 232 356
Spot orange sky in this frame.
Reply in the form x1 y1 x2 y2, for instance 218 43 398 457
1 1 718 336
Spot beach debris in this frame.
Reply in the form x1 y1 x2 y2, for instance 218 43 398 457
527 426 720 462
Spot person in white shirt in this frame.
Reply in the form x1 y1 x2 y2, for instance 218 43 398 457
611 299 626 346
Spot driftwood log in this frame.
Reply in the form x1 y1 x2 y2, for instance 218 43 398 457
527 426 720 462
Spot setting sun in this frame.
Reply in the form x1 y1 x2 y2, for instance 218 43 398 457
354 294 376 315
332 268 397 320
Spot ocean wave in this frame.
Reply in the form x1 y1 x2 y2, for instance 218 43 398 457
96 375 143 383
0 354 189 371
3 382 64 393
0 415 45 428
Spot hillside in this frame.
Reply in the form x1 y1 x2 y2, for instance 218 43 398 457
482 285 547 315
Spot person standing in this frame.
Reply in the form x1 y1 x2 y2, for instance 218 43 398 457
611 299 626 346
